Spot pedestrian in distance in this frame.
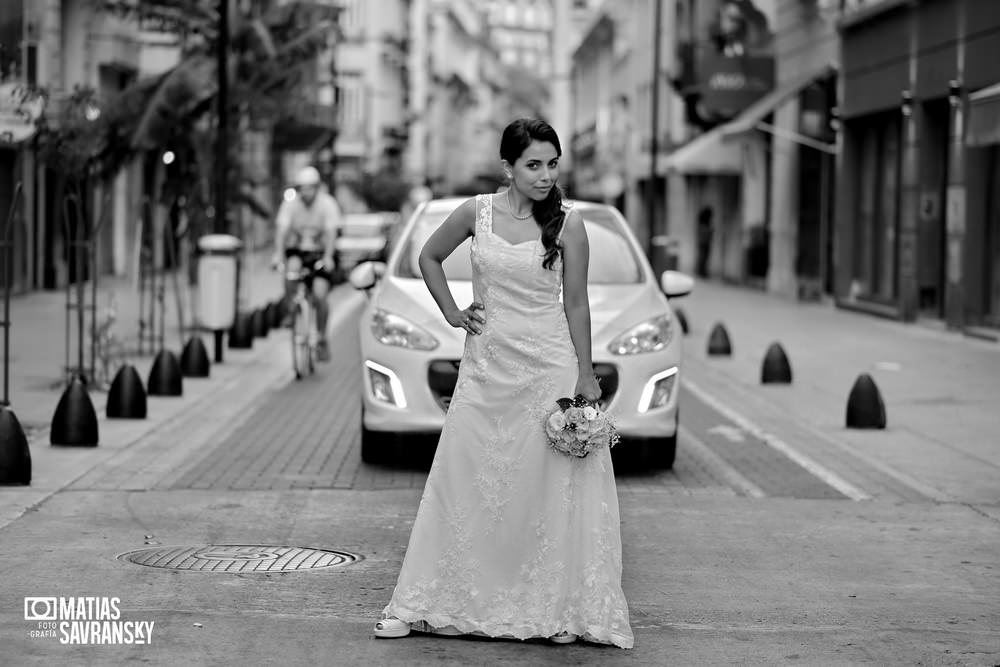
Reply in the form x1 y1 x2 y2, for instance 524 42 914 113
696 205 715 278
271 166 343 361
373 118 634 648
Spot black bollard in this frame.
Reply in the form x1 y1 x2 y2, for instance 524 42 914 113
760 342 792 384
706 322 732 356
106 364 148 418
251 308 268 338
673 307 689 335
846 373 887 429
148 350 183 396
180 336 211 377
0 406 31 485
228 311 254 349
50 375 99 446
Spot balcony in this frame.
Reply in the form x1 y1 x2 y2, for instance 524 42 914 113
273 100 339 151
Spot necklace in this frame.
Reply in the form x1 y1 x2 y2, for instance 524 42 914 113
506 189 533 221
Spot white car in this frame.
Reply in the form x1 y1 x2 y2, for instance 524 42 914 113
349 197 693 468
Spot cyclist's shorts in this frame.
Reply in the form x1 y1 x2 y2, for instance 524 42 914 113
284 248 335 284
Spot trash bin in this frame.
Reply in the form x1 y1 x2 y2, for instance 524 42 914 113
197 234 243 331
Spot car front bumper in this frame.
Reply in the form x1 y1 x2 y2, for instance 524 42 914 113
361 347 681 440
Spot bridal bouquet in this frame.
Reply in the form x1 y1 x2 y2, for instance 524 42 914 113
544 395 620 458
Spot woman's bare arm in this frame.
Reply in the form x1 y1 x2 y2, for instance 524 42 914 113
418 198 485 335
560 209 600 400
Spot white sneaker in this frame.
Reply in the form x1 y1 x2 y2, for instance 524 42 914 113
374 618 411 638
549 631 578 644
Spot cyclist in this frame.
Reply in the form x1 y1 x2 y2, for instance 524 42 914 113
272 166 343 361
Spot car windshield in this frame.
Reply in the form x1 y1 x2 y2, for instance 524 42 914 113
394 204 644 283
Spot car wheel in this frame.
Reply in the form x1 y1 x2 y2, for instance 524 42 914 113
649 411 679 469
360 410 392 464
645 432 677 470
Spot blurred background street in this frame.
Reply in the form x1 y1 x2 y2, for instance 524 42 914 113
2 0 1000 665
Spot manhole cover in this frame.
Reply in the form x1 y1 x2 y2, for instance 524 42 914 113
119 545 361 572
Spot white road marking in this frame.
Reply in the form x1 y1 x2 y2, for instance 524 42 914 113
873 361 902 371
679 425 766 499
684 378 872 501
707 424 746 443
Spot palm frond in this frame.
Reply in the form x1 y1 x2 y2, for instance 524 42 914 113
130 54 217 150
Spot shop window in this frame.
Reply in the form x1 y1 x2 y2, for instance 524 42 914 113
852 112 901 303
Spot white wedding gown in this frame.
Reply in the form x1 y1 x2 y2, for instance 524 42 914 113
382 194 634 648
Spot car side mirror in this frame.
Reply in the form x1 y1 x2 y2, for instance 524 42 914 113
349 261 387 291
660 270 694 298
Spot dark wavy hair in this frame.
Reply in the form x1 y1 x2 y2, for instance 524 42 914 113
499 118 566 270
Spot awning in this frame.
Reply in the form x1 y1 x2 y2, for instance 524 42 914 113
661 125 742 175
967 82 1000 147
720 63 837 154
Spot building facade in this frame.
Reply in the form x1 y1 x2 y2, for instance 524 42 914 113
333 0 410 198
485 0 554 76
569 0 677 262
834 0 1000 337
0 0 147 293
408 0 508 196
714 0 839 299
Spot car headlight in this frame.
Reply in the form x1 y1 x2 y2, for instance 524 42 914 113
371 308 439 350
607 314 673 355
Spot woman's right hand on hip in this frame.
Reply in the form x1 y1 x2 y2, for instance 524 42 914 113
445 302 485 335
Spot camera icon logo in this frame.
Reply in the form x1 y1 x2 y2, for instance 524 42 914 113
24 597 57 621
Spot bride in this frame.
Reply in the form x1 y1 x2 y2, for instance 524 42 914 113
372 118 634 649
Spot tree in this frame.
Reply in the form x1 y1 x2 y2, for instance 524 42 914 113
38 0 340 241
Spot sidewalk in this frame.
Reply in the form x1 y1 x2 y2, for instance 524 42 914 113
2 251 284 435
677 280 1000 507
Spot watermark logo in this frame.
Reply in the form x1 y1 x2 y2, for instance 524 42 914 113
24 597 154 645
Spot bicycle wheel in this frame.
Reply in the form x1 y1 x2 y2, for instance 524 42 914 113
291 299 314 379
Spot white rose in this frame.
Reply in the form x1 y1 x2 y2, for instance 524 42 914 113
547 411 567 433
564 407 585 425
582 406 598 421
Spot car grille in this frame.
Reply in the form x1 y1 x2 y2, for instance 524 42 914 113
427 360 619 412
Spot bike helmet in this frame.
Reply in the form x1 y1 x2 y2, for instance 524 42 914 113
293 166 321 187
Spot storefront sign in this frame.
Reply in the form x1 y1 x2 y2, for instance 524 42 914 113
696 53 774 120
0 83 45 144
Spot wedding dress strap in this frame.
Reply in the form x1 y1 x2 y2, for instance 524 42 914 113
557 200 573 241
475 194 492 236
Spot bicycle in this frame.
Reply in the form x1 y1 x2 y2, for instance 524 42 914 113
275 258 325 380
93 299 128 390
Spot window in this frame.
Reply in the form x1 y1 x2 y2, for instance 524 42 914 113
395 205 643 284
337 72 365 134
340 0 366 37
